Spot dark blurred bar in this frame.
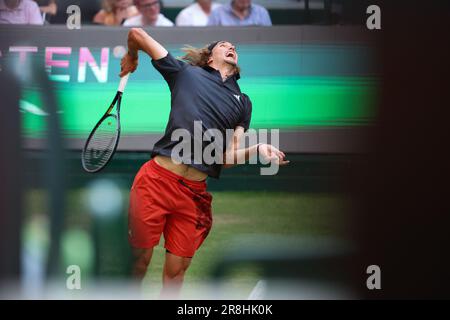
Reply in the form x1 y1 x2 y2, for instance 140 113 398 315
0 67 22 284
353 0 450 299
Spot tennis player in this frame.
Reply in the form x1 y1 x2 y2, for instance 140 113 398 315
120 28 288 297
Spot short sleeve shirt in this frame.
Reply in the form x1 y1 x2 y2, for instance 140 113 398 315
150 53 253 178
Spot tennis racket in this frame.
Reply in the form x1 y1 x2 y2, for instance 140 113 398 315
81 73 130 173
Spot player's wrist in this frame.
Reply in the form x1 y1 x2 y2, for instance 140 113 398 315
128 49 138 59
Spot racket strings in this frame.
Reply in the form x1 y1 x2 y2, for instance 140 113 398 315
82 115 119 171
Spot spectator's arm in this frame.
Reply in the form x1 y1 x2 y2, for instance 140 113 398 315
93 10 106 24
39 0 57 15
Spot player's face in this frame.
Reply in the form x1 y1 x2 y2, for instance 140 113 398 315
212 41 238 66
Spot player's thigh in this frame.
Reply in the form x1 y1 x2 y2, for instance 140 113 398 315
128 164 166 248
163 190 213 258
164 251 192 276
132 247 154 264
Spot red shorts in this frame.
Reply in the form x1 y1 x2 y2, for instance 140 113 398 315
128 159 213 258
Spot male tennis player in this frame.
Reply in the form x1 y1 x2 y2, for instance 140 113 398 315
120 28 288 297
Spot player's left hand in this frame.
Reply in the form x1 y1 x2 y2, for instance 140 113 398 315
258 144 290 166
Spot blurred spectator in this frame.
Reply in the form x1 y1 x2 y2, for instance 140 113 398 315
123 0 173 27
93 0 139 26
175 0 220 26
34 0 56 16
0 0 43 24
208 0 271 26
48 1 102 25
34 0 56 23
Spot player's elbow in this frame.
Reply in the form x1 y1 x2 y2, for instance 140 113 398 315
128 28 144 41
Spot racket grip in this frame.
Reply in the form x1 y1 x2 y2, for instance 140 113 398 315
118 73 130 93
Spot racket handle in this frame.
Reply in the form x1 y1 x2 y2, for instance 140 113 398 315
118 73 130 93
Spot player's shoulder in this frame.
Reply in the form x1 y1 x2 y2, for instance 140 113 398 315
161 52 190 72
240 93 253 106
241 92 250 99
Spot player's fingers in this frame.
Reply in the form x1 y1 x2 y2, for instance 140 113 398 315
274 158 289 165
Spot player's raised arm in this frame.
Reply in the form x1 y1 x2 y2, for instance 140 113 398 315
120 28 168 77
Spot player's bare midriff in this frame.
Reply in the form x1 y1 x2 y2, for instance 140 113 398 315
154 155 208 182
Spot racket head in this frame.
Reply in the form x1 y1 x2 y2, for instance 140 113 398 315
81 112 121 173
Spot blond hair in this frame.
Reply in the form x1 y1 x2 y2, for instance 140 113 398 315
103 0 137 13
180 45 241 74
102 0 116 13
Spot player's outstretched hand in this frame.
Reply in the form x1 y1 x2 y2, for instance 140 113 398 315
120 52 138 77
258 144 290 166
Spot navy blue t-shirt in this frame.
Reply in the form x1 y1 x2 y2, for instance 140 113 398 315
150 52 252 178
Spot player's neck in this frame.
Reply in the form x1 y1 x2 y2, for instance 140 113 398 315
210 63 235 81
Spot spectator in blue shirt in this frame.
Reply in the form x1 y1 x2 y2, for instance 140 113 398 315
207 0 271 26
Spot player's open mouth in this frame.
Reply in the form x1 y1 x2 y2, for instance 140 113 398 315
226 51 235 59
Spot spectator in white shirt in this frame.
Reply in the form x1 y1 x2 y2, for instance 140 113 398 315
0 0 43 24
123 0 173 27
175 0 220 26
